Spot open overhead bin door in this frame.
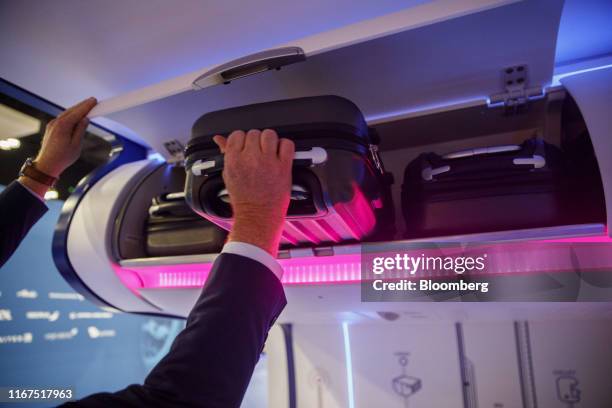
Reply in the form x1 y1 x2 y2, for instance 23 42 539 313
90 0 564 159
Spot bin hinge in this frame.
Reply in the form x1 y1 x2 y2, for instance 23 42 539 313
488 65 544 114
163 139 185 163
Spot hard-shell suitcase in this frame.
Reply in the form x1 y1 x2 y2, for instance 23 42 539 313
401 136 570 238
146 192 227 256
184 95 395 246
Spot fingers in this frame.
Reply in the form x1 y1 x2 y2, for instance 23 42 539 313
71 117 89 146
212 135 227 153
60 97 97 117
225 129 293 164
44 118 57 133
260 129 279 155
244 129 261 152
226 130 246 152
278 138 295 163
57 97 97 128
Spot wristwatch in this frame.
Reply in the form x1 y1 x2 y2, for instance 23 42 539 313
19 157 58 187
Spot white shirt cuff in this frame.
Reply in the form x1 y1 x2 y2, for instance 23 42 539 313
17 180 46 204
221 241 283 281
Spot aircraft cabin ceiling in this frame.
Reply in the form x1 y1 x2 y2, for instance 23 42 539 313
1 0 611 150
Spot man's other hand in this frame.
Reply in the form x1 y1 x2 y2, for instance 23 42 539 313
18 97 97 199
35 97 97 178
213 129 295 256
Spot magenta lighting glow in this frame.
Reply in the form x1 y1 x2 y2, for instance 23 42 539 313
112 234 612 292
114 253 363 292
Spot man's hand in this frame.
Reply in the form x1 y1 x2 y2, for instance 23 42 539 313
213 129 295 257
19 97 97 198
36 97 97 178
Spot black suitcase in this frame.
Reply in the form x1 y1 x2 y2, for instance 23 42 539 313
184 95 395 246
146 192 227 256
401 136 571 238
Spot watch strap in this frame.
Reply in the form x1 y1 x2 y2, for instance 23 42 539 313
20 158 58 187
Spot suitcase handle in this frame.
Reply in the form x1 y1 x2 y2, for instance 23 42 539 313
421 165 451 181
190 147 328 176
149 200 189 217
442 144 521 159
424 139 547 181
217 184 310 203
149 192 190 216
164 192 186 201
422 153 547 181
512 155 546 168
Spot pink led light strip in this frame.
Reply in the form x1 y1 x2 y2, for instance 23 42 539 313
115 254 363 290
114 234 612 290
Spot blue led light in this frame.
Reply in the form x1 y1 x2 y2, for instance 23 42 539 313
146 152 166 162
551 64 612 87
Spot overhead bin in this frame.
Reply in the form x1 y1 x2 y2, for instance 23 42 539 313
54 0 612 319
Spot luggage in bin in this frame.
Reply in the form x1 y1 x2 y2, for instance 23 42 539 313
401 136 570 238
184 95 395 246
146 192 227 256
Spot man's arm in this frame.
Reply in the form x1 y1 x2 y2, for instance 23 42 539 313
0 97 96 268
72 251 286 408
67 129 295 407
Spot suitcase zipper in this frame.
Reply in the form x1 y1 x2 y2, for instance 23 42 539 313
369 144 385 175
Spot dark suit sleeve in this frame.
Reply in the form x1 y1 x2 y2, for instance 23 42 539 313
66 253 287 408
0 181 48 267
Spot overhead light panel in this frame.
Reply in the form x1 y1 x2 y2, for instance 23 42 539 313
0 137 21 150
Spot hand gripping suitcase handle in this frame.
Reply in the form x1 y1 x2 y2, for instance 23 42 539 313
190 147 328 176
